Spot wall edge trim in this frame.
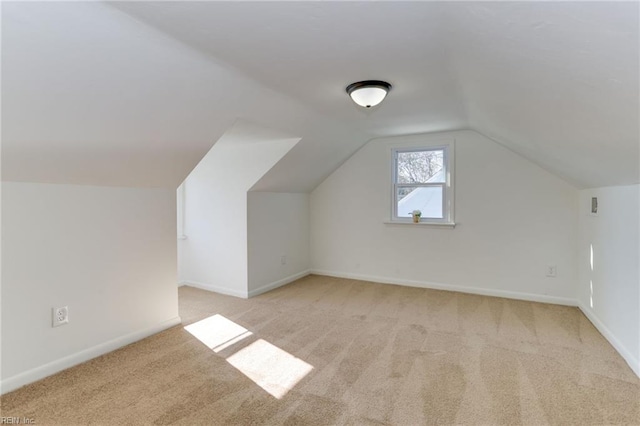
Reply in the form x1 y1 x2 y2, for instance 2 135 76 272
578 302 640 378
0 316 182 395
310 269 577 306
181 280 248 299
248 269 312 298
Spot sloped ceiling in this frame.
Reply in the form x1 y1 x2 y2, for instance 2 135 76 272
2 1 638 190
445 3 639 188
1 1 366 191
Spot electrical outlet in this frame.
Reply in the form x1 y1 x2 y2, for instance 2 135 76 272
281 255 287 265
546 265 557 278
53 306 69 327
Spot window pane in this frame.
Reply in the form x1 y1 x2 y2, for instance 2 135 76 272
396 186 443 219
396 150 444 184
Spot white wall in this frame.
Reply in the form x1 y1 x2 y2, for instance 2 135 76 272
178 150 248 297
247 192 310 296
578 185 640 376
1 182 180 393
311 130 579 304
178 122 299 297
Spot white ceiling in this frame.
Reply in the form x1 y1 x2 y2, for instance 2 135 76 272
110 1 469 137
2 1 638 190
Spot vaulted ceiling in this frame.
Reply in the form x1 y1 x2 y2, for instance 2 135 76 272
2 2 638 190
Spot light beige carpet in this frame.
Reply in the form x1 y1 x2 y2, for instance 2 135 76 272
2 275 639 425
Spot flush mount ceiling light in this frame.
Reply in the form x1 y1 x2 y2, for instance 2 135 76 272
346 80 392 108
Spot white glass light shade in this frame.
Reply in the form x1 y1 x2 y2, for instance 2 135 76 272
350 87 388 108
346 80 392 108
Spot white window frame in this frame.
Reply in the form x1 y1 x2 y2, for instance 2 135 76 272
390 140 455 226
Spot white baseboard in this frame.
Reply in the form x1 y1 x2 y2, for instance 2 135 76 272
248 270 311 298
0 316 182 395
310 269 577 306
578 302 640 378
181 280 248 298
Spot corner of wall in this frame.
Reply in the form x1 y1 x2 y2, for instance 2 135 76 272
578 302 640 377
576 185 640 379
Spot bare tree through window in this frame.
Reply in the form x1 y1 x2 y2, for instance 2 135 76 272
396 150 443 200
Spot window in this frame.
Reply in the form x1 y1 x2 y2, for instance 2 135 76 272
391 142 454 225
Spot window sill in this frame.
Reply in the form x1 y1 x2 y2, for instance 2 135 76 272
384 221 456 228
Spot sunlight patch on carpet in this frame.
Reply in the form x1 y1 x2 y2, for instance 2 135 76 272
226 339 314 399
185 314 253 353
